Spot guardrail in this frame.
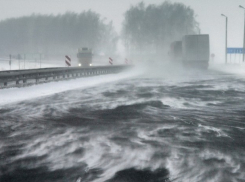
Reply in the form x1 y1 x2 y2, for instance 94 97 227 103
0 65 132 89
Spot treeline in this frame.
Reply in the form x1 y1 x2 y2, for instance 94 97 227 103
0 3 199 60
122 2 199 56
0 11 117 57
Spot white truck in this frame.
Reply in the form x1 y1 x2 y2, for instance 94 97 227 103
182 34 210 69
77 48 92 67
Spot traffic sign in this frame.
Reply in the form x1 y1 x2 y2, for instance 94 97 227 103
109 57 113 65
227 48 245 54
65 55 71 66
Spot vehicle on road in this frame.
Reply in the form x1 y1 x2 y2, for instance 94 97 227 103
182 34 210 69
77 48 92 67
170 34 210 69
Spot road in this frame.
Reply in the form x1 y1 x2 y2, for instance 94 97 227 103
0 64 245 182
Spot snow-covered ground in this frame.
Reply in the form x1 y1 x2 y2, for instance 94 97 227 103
0 67 142 106
1 59 245 106
209 62 245 75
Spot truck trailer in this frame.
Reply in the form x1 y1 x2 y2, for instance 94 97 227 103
182 34 210 69
169 34 210 69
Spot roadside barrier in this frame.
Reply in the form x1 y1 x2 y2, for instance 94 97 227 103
0 65 132 89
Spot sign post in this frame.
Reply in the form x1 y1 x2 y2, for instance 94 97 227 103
65 55 71 67
24 54 26 69
221 14 228 64
9 54 11 70
40 53 42 68
109 57 113 65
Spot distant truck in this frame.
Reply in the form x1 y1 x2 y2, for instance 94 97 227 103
169 34 210 69
77 48 92 67
169 41 182 62
182 34 210 69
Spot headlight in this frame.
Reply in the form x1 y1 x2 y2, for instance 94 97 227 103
90 64 92 66
78 63 81 67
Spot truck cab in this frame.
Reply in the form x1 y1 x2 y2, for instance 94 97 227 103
169 41 182 63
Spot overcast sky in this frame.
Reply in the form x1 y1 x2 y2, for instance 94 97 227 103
0 0 245 61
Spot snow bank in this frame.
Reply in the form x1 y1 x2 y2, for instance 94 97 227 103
0 67 141 106
209 62 245 76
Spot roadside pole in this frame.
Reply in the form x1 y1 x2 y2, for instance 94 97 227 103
24 54 26 69
18 54 20 70
9 54 11 70
239 5 245 62
221 14 228 64
40 53 42 68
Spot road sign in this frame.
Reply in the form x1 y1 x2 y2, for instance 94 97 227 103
227 48 245 54
109 57 113 65
65 55 71 66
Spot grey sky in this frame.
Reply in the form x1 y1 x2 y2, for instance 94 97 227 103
0 0 244 61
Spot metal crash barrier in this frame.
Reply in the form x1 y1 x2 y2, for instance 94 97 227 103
0 65 133 89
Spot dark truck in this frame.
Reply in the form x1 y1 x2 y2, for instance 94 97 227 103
170 34 210 69
182 34 210 69
169 41 182 63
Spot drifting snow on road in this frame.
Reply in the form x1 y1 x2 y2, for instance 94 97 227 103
1 64 245 182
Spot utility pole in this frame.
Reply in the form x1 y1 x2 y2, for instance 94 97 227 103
221 14 228 64
239 5 245 62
